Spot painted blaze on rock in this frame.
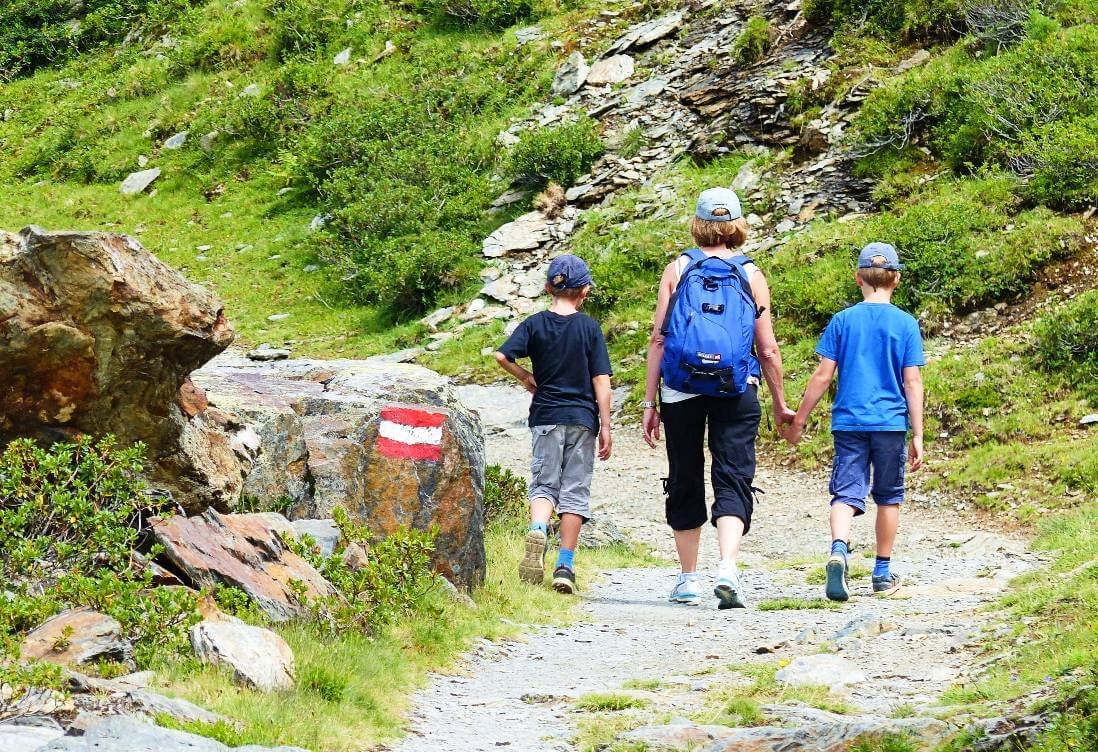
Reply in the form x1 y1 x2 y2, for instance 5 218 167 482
191 355 487 589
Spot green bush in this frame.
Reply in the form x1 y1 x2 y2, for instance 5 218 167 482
803 0 963 39
0 0 195 80
0 436 199 666
506 118 605 188
296 508 439 634
1017 114 1098 209
1034 290 1098 398
771 175 1081 327
731 16 773 65
484 465 528 526
415 0 535 29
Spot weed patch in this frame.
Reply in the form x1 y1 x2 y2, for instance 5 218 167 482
757 597 841 611
575 692 650 712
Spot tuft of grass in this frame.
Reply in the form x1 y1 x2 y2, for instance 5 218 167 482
806 562 871 585
575 692 650 712
622 678 663 691
699 661 853 725
757 597 842 611
731 16 772 65
849 732 918 752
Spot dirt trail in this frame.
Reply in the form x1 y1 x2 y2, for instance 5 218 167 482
389 384 1035 752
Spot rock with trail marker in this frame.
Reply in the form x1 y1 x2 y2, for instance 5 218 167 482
191 353 486 588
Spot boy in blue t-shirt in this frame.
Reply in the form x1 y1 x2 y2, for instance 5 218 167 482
785 242 925 600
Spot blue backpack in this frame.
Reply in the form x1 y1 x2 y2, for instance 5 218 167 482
660 248 761 397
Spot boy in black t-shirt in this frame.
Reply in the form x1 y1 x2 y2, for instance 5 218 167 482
494 254 613 594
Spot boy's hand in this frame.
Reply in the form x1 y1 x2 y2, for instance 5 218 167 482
909 436 924 470
521 373 537 395
598 426 612 460
642 407 661 448
785 416 806 445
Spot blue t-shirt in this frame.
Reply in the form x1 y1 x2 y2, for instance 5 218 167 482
499 311 613 432
815 302 926 432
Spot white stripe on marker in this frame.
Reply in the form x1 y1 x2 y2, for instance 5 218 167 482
379 421 443 446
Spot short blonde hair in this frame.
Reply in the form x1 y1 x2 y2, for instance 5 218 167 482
857 256 900 290
690 214 748 248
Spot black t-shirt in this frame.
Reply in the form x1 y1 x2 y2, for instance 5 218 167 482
499 311 613 432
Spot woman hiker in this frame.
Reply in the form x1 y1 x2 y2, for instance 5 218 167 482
642 186 793 609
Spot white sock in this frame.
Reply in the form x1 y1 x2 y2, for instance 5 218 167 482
718 559 738 577
677 571 699 585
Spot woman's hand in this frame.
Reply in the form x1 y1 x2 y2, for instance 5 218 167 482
774 403 795 435
643 407 661 448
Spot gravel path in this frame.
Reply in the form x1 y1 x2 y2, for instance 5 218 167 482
389 384 1035 752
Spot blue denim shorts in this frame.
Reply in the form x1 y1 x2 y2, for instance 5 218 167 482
830 431 907 515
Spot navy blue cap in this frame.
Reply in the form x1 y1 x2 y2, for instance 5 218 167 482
547 254 593 291
858 242 904 271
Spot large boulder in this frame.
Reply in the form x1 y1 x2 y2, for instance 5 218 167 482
21 608 129 666
151 511 337 621
191 354 486 589
0 227 244 512
190 614 295 691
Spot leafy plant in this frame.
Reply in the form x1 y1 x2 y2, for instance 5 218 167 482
1033 290 1098 400
416 0 535 29
506 118 605 188
484 465 528 526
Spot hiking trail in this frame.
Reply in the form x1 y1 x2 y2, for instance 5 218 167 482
389 383 1037 752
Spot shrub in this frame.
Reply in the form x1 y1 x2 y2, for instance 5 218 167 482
415 0 535 29
506 118 605 188
1016 114 1098 209
484 465 527 526
296 508 439 634
0 436 199 666
1033 290 1098 398
731 16 773 65
0 0 195 80
803 0 963 39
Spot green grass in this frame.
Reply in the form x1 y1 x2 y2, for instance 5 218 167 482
152 519 656 750
622 678 662 691
806 562 871 585
697 661 853 727
757 597 842 611
575 692 650 712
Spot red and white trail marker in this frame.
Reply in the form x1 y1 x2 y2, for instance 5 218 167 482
377 406 446 462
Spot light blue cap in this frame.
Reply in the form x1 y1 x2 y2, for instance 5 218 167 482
695 187 742 222
858 242 904 271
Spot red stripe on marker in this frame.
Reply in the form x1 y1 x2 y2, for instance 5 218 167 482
380 407 447 428
377 436 443 461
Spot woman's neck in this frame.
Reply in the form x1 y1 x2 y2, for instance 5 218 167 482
698 244 734 255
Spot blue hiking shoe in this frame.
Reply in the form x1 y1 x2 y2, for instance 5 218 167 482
825 554 850 602
872 573 902 597
669 577 701 605
714 565 746 609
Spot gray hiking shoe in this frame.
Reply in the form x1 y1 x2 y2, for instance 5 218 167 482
519 529 547 585
825 554 850 602
872 573 902 597
552 566 576 594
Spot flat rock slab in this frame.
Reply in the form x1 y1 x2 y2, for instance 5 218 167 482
21 608 128 666
190 616 295 691
482 212 552 257
39 715 309 751
191 354 486 589
775 653 867 687
0 722 65 752
152 510 337 621
586 55 635 85
551 51 588 96
120 167 161 195
604 10 684 55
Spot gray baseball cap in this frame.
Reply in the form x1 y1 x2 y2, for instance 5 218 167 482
858 242 904 271
695 187 742 222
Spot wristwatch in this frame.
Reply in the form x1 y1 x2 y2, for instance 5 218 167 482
641 400 658 409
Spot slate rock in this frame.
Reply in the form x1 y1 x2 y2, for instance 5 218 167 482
587 55 635 85
0 719 65 752
190 615 295 691
39 715 309 751
246 345 291 362
291 518 342 558
119 168 161 195
152 510 337 621
551 51 588 96
775 653 867 687
127 688 229 725
604 10 684 55
21 608 129 666
482 212 552 257
163 132 188 150
333 47 351 65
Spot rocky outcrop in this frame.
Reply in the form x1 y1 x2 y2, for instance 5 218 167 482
20 608 128 666
190 614 295 691
191 354 486 589
0 227 245 513
151 510 337 621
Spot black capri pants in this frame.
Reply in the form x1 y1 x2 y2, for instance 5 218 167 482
661 386 761 533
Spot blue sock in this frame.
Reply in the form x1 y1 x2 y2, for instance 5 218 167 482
874 556 891 579
831 540 849 559
529 521 548 535
556 548 575 571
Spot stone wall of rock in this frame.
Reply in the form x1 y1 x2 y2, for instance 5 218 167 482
0 227 247 512
191 354 486 589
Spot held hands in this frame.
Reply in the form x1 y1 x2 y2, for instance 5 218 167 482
598 426 613 460
642 407 661 449
774 403 795 438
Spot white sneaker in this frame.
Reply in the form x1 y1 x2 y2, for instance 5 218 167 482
669 575 701 605
714 561 746 609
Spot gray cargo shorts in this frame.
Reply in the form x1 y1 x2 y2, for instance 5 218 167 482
529 424 595 520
